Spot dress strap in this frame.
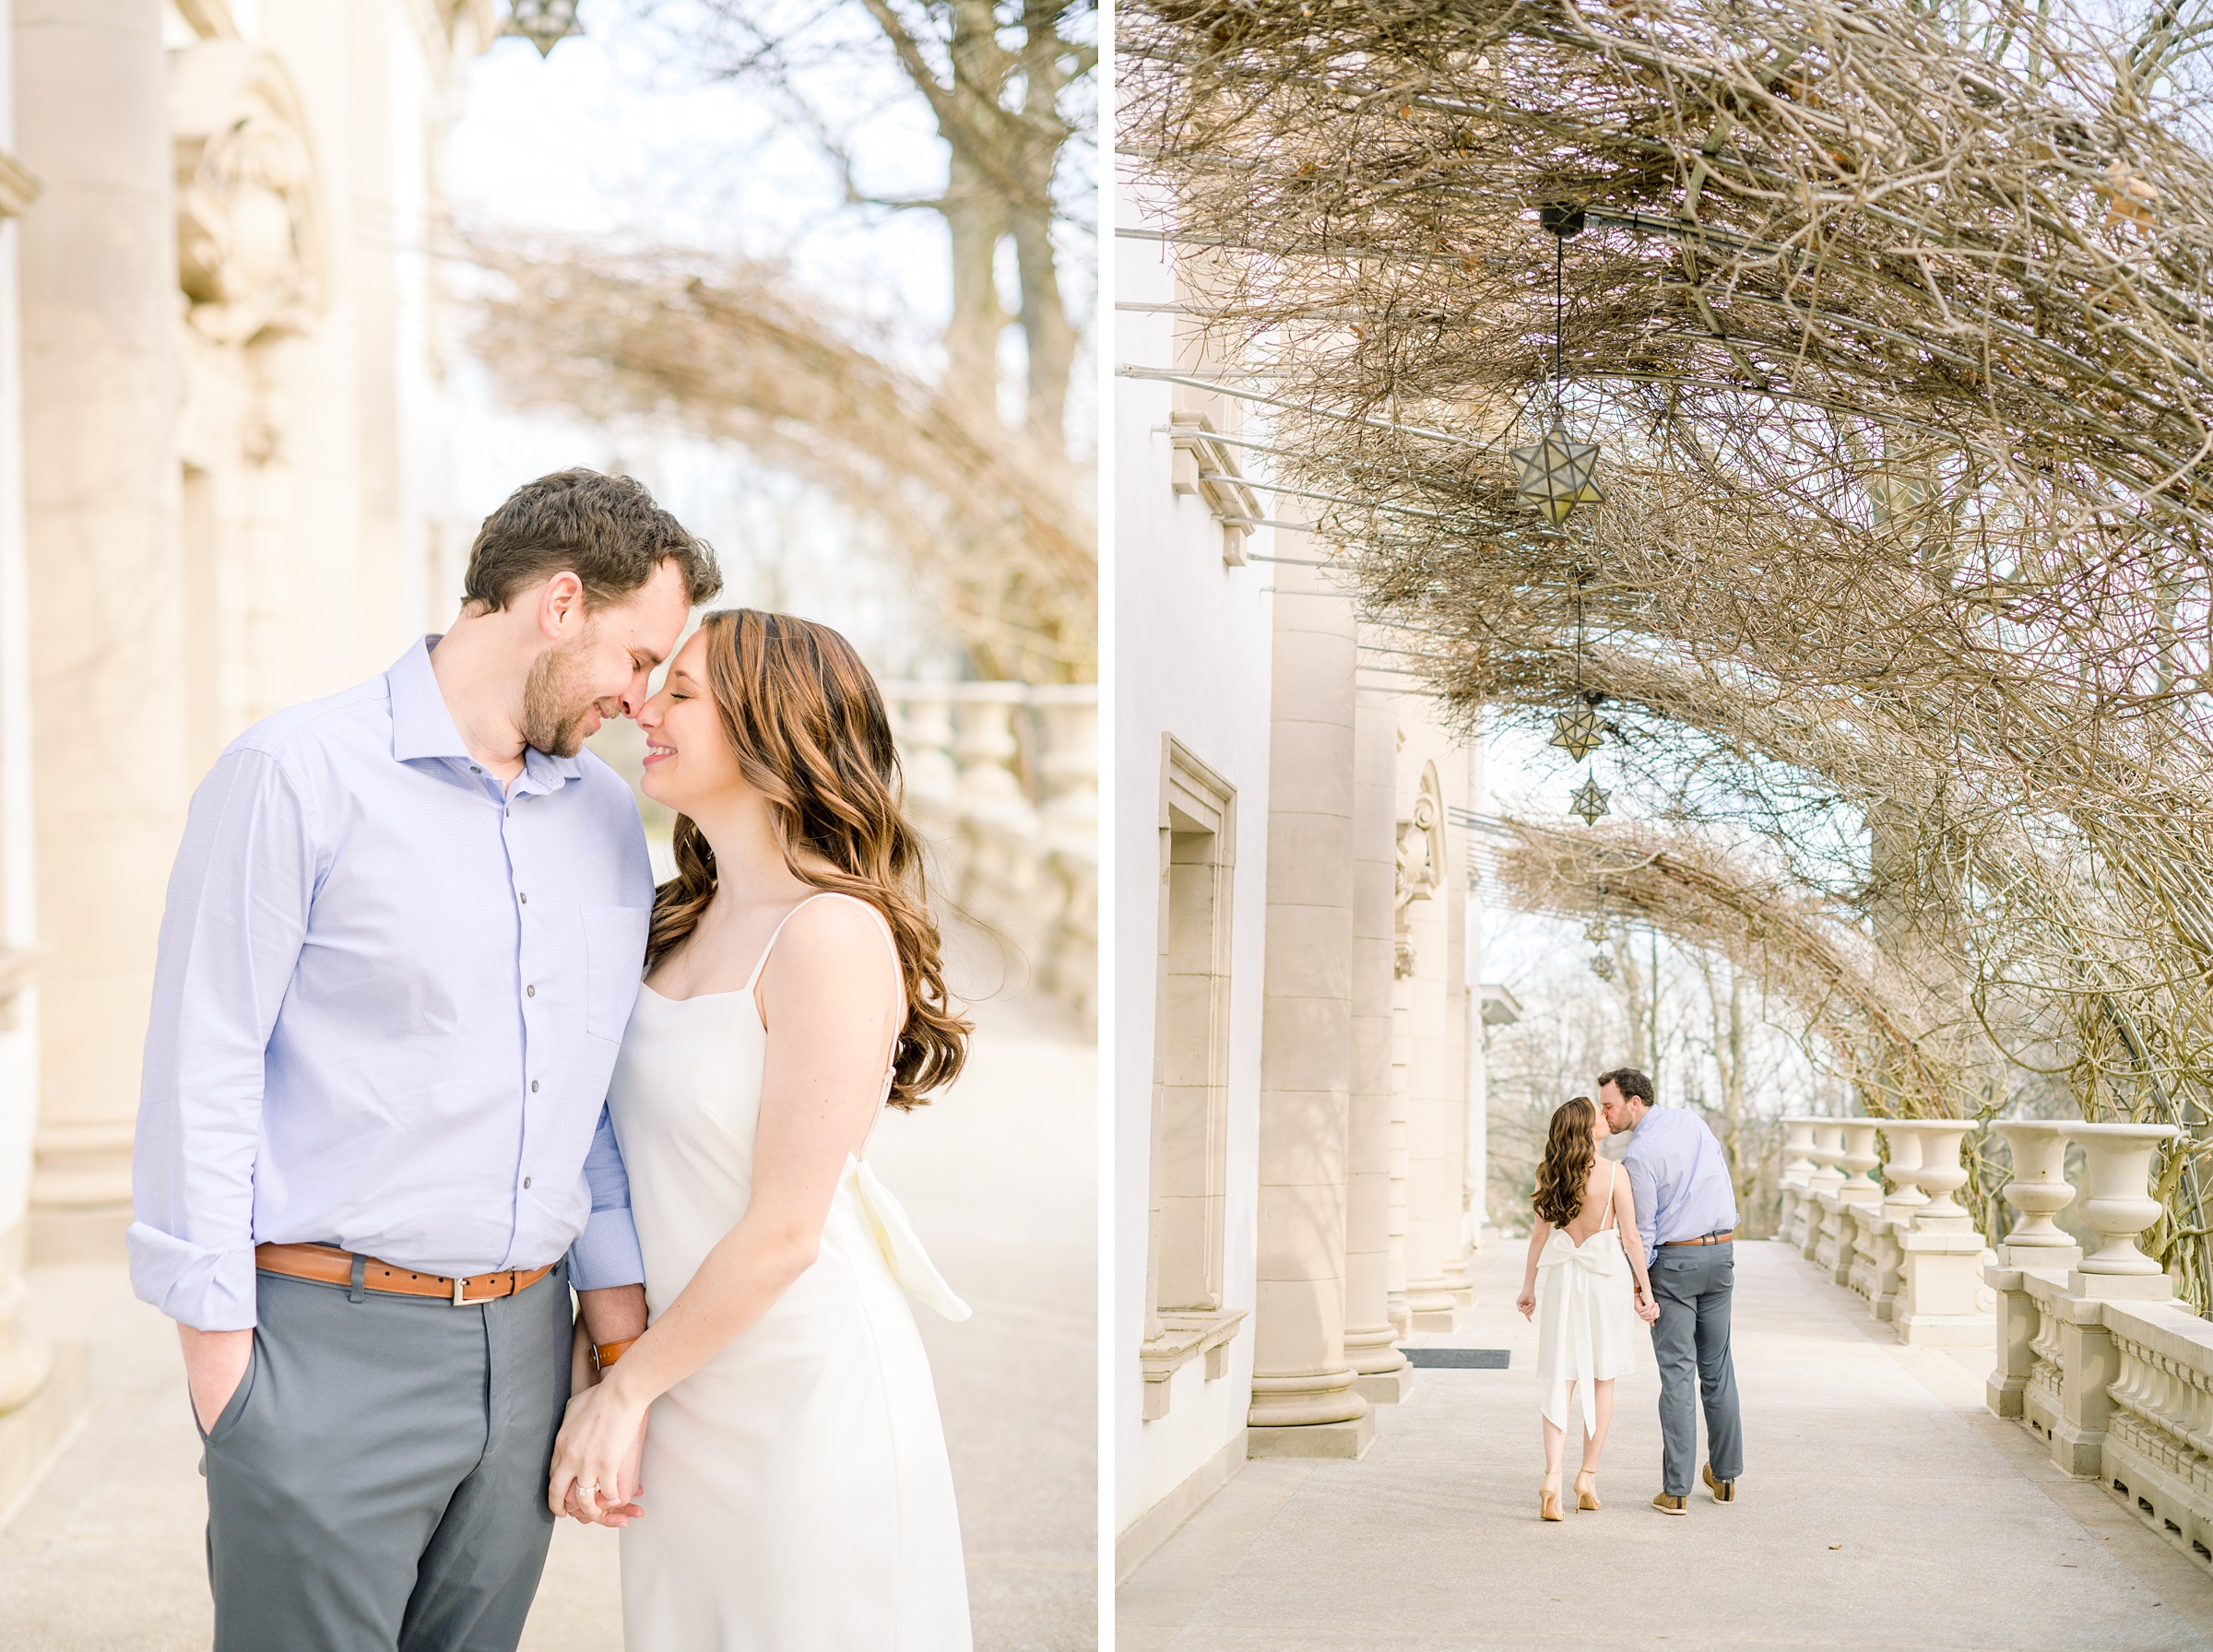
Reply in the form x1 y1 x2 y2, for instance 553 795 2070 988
1600 1162 1618 1232
741 890 903 992
740 891 837 994
742 891 907 1151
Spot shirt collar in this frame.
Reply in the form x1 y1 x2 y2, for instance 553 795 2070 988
388 637 470 763
387 636 587 785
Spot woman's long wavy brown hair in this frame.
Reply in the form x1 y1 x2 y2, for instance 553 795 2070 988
1532 1096 1600 1230
645 608 969 1108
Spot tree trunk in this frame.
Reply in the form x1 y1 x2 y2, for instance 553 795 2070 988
940 149 1010 427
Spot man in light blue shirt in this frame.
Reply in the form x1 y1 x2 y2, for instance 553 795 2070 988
1602 1066 1744 1516
130 469 720 1652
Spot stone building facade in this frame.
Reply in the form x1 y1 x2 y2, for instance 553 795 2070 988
0 0 498 1504
1115 184 1487 1579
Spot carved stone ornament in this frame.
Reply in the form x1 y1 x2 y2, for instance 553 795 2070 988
171 44 327 348
1393 761 1450 978
1394 761 1449 914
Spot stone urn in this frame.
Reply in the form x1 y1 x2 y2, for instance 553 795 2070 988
1780 1118 1817 1187
1808 1121 1846 1194
1907 1119 1974 1230
1990 1120 2078 1254
2069 1121 2181 1279
1837 1121 1883 1203
1878 1120 1928 1219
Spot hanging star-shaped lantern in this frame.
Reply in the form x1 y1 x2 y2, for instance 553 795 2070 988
1590 951 1615 981
1550 702 1605 761
1509 420 1606 525
504 0 586 55
1568 774 1611 826
1583 917 1610 945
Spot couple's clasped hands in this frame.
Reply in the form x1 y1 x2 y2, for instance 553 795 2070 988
1513 1284 1661 1327
549 1363 649 1528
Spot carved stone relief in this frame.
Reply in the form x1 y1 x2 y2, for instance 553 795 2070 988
172 43 325 351
1393 760 1446 978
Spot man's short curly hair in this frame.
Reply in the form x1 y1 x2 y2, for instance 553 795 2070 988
1597 1067 1655 1107
463 468 722 614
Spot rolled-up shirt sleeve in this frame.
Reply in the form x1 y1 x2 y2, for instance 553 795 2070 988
128 750 316 1331
1626 1147 1660 1265
568 1103 645 1290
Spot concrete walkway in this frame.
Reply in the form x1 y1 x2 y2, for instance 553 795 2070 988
0 992 1095 1652
1121 1239 2213 1651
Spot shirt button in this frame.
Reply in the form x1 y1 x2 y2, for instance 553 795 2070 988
470 765 481 774
531 1080 539 1092
519 892 528 904
527 985 536 997
524 1176 532 1189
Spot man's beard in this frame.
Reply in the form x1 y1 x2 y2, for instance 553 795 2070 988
520 635 603 758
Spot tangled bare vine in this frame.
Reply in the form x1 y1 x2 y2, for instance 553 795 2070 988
1125 0 2213 1301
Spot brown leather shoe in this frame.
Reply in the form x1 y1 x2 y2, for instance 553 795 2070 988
1703 1462 1736 1504
1652 1492 1687 1516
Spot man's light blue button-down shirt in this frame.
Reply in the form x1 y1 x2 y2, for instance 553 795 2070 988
129 638 654 1331
1622 1107 1742 1264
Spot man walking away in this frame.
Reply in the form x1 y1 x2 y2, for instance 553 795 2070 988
1598 1067 1743 1516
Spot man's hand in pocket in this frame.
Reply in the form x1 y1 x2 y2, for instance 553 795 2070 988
179 1325 254 1433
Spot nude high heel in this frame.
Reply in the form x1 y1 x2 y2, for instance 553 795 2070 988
1575 1469 1601 1511
1539 1474 1564 1522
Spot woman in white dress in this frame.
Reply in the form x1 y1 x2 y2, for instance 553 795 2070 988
1515 1095 1659 1521
546 608 975 1648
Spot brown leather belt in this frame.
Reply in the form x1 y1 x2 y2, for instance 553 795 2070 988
1664 1231 1735 1247
255 1242 556 1307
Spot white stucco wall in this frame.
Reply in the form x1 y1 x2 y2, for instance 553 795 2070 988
1113 180 1276 1536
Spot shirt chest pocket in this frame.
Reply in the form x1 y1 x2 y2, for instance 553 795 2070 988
580 903 651 1043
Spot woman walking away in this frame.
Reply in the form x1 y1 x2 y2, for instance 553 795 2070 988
1516 1095 1660 1521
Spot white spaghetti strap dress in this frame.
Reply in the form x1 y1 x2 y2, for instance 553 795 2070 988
609 891 973 1650
1533 1162 1639 1439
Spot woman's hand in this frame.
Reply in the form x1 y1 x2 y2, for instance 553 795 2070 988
548 1377 649 1527
1515 1285 1536 1321
1633 1286 1661 1327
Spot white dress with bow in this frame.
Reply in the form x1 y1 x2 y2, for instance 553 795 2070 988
1533 1162 1640 1438
609 892 973 1650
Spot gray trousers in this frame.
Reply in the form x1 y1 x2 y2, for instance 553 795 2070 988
1648 1241 1743 1496
197 1262 573 1652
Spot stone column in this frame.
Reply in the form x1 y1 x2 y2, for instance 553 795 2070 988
18 0 189 1259
0 0 52 1462
1247 555 1370 1457
1400 850 1456 1332
1439 758 1473 1311
1344 682 1408 1402
1385 968 1411 1334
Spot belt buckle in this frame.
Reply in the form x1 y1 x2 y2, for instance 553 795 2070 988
452 1272 475 1307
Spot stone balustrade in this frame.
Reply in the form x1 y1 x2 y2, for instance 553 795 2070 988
1777 1117 1815 1248
881 681 1098 1025
1969 1119 2213 1573
1777 1114 1997 1345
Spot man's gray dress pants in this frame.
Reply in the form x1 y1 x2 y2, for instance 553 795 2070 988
1648 1241 1744 1497
197 1262 573 1652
